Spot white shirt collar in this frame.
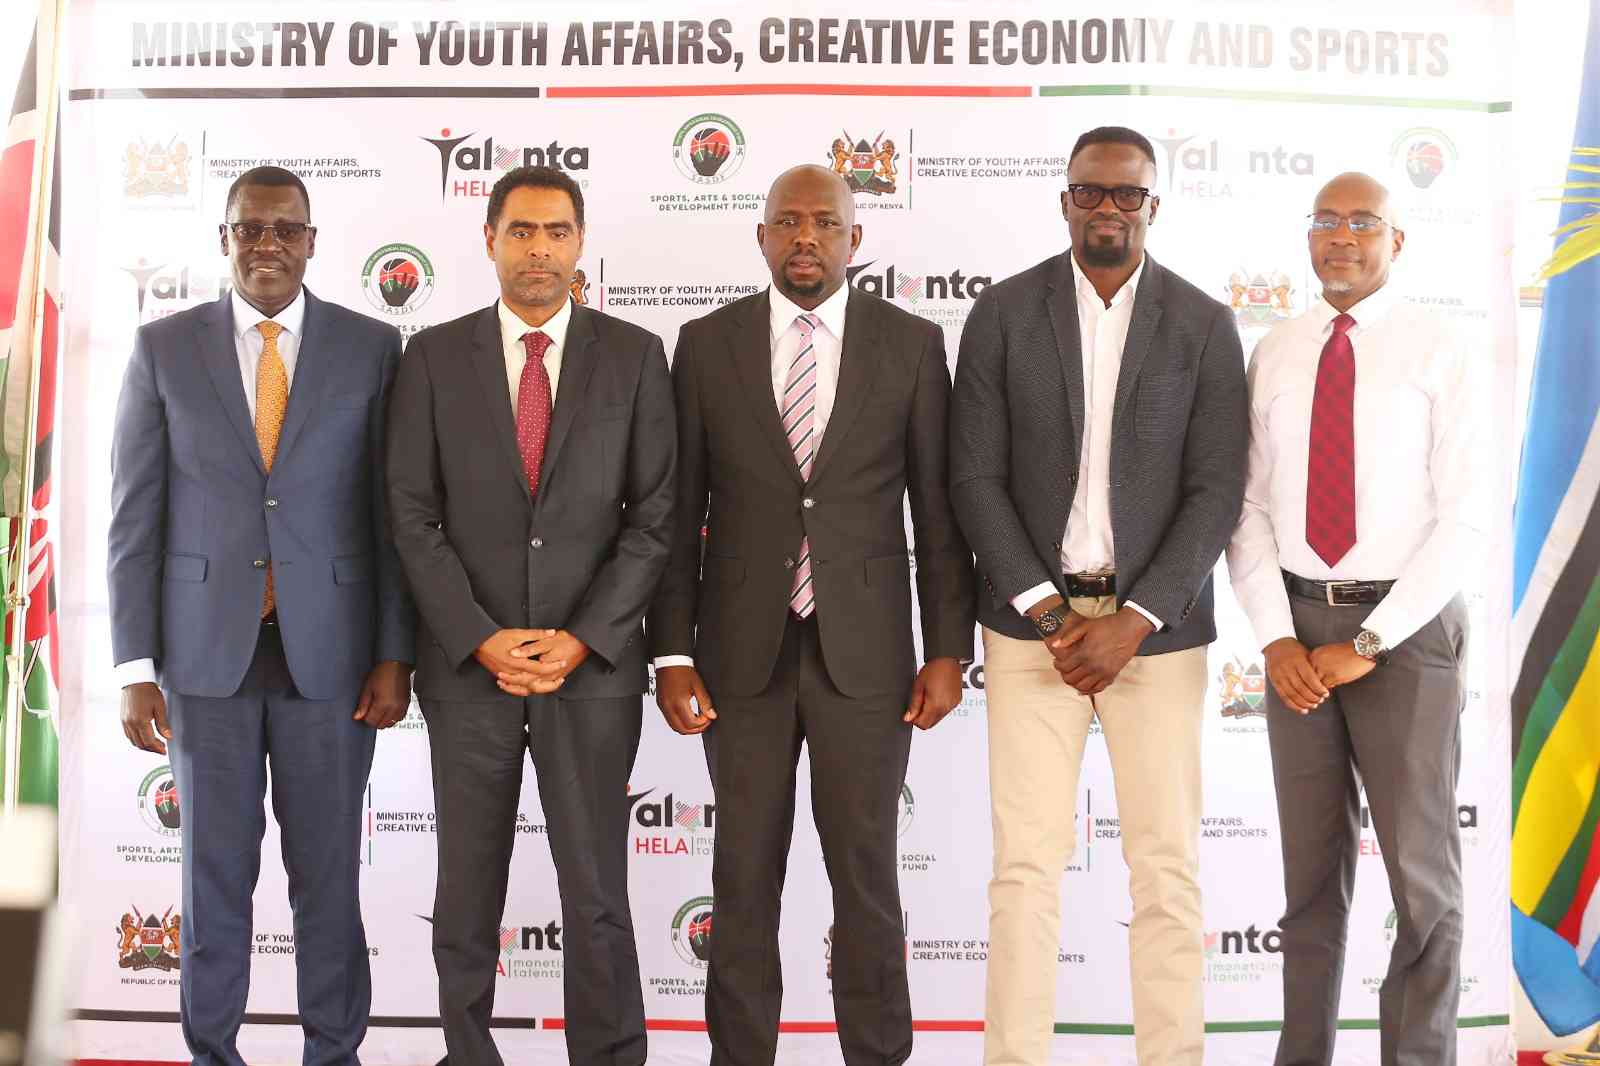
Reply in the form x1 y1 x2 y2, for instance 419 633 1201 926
1069 251 1144 311
1310 280 1401 334
498 296 574 354
231 286 306 341
769 281 849 341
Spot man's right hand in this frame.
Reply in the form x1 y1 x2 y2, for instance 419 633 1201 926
1263 637 1329 714
121 682 170 754
473 628 544 679
655 665 717 735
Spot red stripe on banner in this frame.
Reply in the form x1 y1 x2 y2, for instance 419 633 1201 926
0 139 37 331
33 288 57 454
1557 814 1600 944
543 1018 987 1033
547 83 1030 98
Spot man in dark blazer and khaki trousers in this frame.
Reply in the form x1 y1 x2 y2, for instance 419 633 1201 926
951 127 1248 1066
386 166 675 1066
650 164 977 1066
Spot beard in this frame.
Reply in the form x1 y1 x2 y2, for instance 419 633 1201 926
778 274 826 301
1078 228 1131 267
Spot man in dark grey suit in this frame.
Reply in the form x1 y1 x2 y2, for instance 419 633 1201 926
386 166 674 1066
109 166 415 1065
950 127 1247 1066
649 164 977 1066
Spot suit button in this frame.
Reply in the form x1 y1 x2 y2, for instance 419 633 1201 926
802 497 815 509
530 538 544 549
252 559 267 569
784 557 795 569
265 498 279 509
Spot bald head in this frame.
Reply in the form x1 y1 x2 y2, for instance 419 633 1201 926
1308 170 1404 312
757 164 863 309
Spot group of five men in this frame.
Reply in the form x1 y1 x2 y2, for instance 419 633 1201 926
107 124 1481 1066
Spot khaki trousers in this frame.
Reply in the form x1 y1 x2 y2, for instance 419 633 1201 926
982 597 1209 1066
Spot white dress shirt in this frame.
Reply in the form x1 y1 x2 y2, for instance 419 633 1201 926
1225 283 1489 649
115 288 307 688
499 296 571 411
1012 254 1160 629
653 283 850 672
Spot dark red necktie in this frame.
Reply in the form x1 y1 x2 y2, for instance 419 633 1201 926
1306 312 1357 566
516 331 553 497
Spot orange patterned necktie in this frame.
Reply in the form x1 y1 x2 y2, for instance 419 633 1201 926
255 320 288 617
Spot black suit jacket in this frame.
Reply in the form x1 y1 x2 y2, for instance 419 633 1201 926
950 252 1248 653
649 288 976 700
386 301 676 701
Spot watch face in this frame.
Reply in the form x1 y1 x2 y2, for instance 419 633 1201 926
1035 610 1062 636
1355 631 1385 659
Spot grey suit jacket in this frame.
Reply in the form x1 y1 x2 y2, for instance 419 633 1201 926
108 289 416 699
950 251 1248 653
648 288 976 700
386 302 676 701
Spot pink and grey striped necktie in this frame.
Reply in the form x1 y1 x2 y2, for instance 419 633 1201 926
783 313 821 618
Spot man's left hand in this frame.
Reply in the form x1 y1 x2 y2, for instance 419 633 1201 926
1309 641 1376 689
904 657 964 730
1053 607 1154 695
501 629 592 696
353 660 413 729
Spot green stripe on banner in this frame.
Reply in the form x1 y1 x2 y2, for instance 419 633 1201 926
1052 1015 1511 1035
1512 570 1600 820
1037 84 1512 111
1534 762 1600 927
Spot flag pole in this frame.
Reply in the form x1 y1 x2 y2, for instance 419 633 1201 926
1545 1025 1600 1064
3 0 63 817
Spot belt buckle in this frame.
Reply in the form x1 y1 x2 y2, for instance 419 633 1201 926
1325 581 1360 607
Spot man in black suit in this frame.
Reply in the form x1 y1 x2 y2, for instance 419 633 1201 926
950 127 1247 1065
649 164 977 1066
386 166 675 1066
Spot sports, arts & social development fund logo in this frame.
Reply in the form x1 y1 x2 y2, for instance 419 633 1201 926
360 244 436 318
671 896 714 969
673 113 746 185
117 906 181 972
1390 127 1458 190
828 131 899 195
422 128 591 200
124 136 192 200
1217 655 1268 719
1224 270 1295 330
136 765 180 837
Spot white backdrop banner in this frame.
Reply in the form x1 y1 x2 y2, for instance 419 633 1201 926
57 2 1517 1063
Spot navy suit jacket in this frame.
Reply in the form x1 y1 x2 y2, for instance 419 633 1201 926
108 289 415 699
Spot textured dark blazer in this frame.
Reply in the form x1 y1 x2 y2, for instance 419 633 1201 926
108 289 415 699
950 251 1248 653
386 302 676 701
648 288 976 700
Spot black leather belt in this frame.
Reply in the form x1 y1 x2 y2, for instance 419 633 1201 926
1283 570 1396 606
1064 571 1117 598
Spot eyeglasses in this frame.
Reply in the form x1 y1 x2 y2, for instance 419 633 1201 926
1067 184 1155 211
222 221 315 246
1307 213 1389 235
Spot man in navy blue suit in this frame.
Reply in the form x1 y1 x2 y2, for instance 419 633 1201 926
108 165 414 1065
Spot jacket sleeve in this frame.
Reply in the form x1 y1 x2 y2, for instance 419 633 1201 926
646 325 707 659
107 327 168 669
371 326 417 665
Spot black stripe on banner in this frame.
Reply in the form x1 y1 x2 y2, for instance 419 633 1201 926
75 1009 538 1029
69 87 543 101
11 24 37 115
1512 485 1600 756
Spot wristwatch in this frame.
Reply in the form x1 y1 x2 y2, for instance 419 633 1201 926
1031 606 1067 638
1353 629 1390 665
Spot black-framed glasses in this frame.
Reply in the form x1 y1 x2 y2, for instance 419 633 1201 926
1067 183 1155 211
222 221 315 246
1307 212 1389 235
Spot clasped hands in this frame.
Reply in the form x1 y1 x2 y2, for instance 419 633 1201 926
1034 596 1154 696
1262 636 1375 714
475 628 590 696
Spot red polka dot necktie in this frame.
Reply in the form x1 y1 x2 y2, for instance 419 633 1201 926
516 331 553 497
1306 312 1357 567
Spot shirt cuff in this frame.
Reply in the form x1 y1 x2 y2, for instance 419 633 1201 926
1011 582 1058 617
115 658 158 688
653 655 695 671
1125 600 1163 631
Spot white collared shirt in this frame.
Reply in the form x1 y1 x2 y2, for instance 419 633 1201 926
653 282 850 673
115 287 308 688
1225 283 1489 648
1013 254 1160 629
498 297 572 411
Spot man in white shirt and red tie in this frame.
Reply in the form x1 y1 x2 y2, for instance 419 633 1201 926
1226 171 1487 1066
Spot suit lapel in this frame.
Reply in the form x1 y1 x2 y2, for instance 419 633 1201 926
809 290 883 484
196 293 266 477
538 303 598 495
1111 255 1166 426
731 292 804 486
271 288 333 468
467 304 532 506
1044 252 1086 461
